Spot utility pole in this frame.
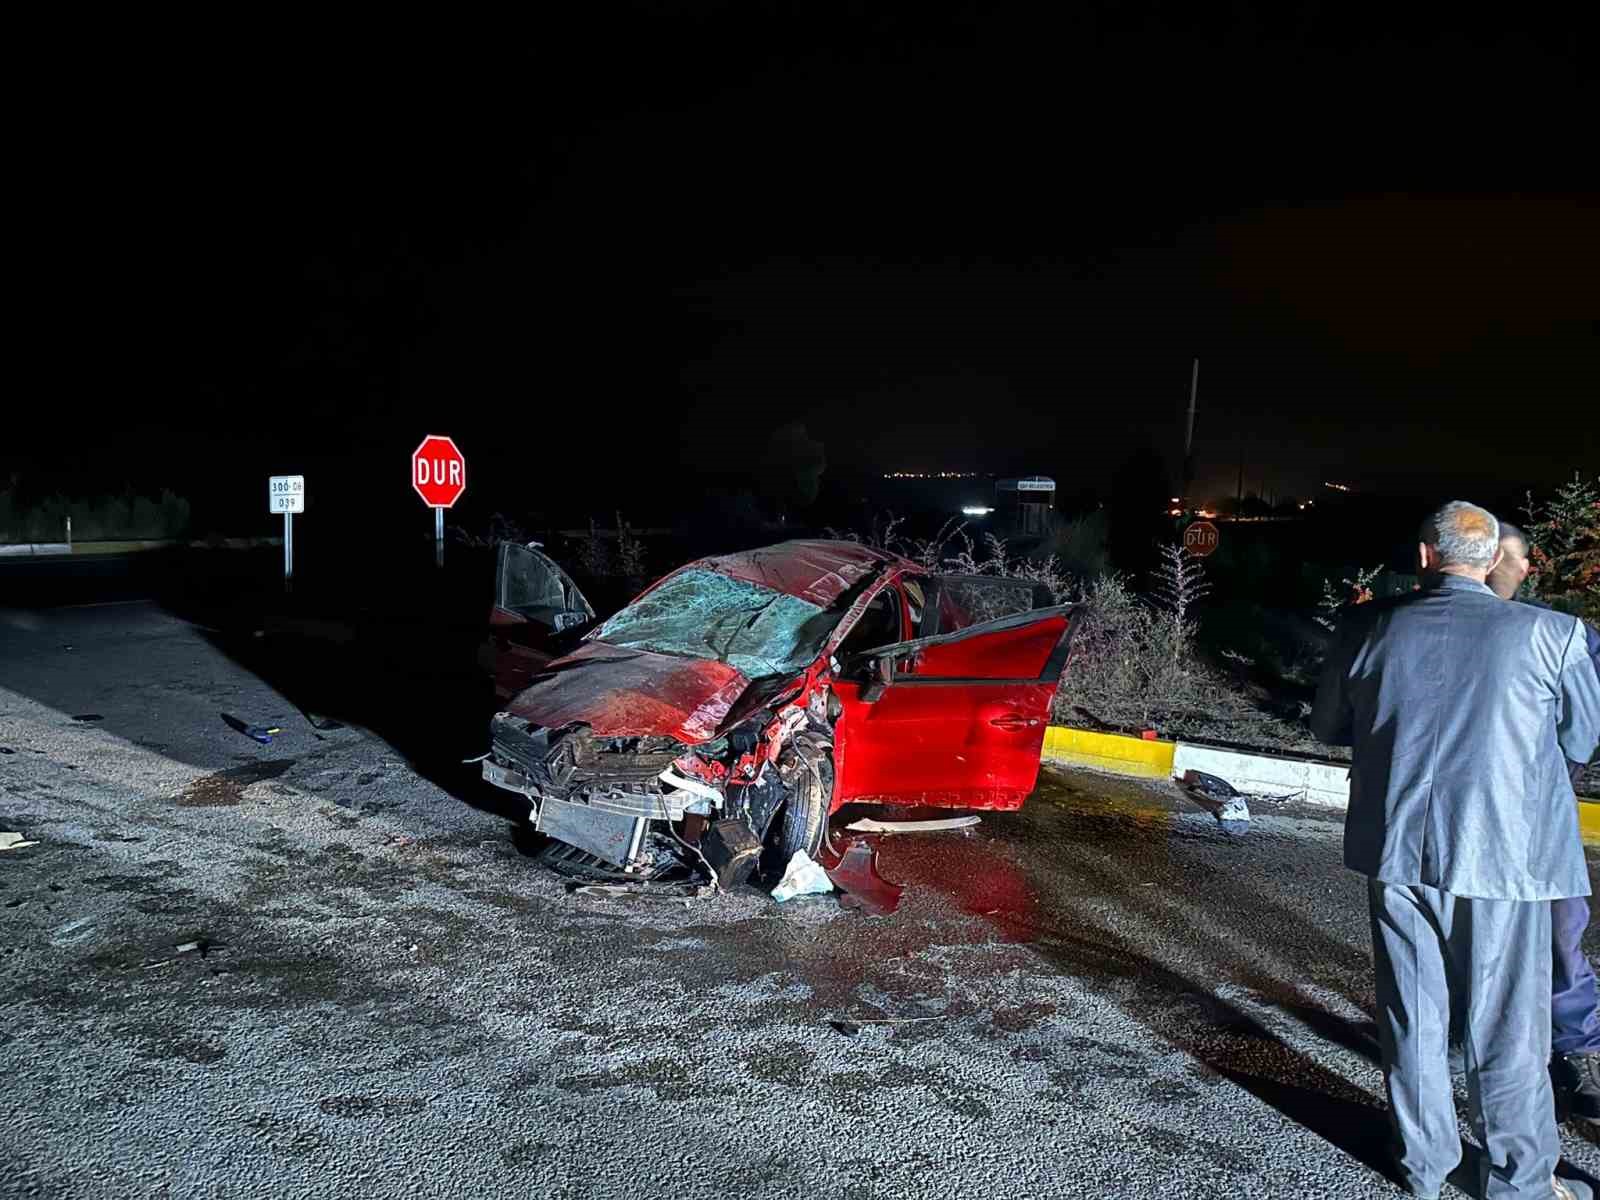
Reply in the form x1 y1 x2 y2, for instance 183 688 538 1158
1182 358 1199 505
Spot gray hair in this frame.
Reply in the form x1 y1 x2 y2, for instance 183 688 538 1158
1419 501 1501 568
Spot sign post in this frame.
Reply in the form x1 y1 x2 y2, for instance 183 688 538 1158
1183 519 1220 558
411 435 466 568
269 475 306 588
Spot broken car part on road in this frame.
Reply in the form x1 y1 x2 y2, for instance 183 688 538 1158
480 540 1077 885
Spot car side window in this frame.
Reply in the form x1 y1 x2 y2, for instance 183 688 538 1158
834 588 904 666
499 543 593 629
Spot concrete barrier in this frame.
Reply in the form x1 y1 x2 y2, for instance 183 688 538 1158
1041 724 1600 844
1171 742 1351 807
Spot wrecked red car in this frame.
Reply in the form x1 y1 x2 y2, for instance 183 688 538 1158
481 539 1074 885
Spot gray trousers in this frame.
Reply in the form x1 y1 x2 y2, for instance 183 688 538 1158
1368 880 1559 1199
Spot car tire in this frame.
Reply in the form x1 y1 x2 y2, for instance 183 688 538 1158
760 752 834 885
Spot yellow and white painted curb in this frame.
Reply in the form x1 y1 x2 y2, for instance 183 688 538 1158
1041 726 1174 780
1042 725 1600 846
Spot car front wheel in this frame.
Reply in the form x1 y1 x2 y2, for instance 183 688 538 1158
760 748 833 884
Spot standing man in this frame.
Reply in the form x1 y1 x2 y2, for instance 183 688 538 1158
1313 501 1600 1200
1490 521 1600 1123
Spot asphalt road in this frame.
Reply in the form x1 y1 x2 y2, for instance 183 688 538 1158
2 598 1598 1199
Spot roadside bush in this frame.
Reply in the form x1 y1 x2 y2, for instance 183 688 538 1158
0 481 191 542
568 513 649 578
1053 546 1223 734
450 512 532 549
1314 564 1384 632
1524 473 1600 624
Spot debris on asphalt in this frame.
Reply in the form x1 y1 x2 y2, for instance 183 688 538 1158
771 850 833 902
220 712 281 744
827 1015 946 1036
825 840 903 916
1 832 40 851
1179 769 1251 823
71 713 104 723
701 818 762 888
568 881 709 904
305 712 345 731
845 815 980 835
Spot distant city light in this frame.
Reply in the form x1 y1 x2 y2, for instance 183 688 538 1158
883 471 980 479
961 506 994 516
1323 481 1351 492
1170 497 1181 504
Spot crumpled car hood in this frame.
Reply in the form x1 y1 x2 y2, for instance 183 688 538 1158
505 641 752 744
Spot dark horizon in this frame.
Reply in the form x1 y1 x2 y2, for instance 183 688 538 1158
12 7 1596 537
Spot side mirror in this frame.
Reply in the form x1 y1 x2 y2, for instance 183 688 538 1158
859 657 893 704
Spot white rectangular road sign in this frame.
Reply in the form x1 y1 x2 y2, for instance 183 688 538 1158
269 475 305 514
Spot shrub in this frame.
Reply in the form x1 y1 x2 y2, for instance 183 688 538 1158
1314 564 1384 632
568 513 649 578
1052 545 1215 732
450 512 532 549
1523 473 1600 624
0 481 190 542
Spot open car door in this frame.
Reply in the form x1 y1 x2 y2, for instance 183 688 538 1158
485 542 596 701
832 581 1074 812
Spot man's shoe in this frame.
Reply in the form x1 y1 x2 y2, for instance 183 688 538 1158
1552 1051 1600 1122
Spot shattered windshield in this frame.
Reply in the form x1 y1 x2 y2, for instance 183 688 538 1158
592 567 840 678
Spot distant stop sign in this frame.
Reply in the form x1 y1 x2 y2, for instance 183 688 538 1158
1183 519 1220 558
411 435 466 508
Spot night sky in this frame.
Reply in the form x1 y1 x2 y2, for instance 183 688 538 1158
18 5 1596 533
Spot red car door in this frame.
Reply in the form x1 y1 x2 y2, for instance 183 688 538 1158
831 600 1074 812
483 542 596 701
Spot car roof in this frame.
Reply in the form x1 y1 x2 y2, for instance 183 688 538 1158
694 539 917 608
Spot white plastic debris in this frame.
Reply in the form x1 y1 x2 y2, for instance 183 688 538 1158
846 815 981 835
0 832 39 851
771 850 834 902
1215 795 1251 822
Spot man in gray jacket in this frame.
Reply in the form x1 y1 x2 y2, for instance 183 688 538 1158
1313 500 1600 1200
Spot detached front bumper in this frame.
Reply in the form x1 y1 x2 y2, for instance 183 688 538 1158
483 757 654 865
482 715 707 865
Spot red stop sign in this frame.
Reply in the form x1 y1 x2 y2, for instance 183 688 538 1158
411 435 467 508
1183 519 1220 557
